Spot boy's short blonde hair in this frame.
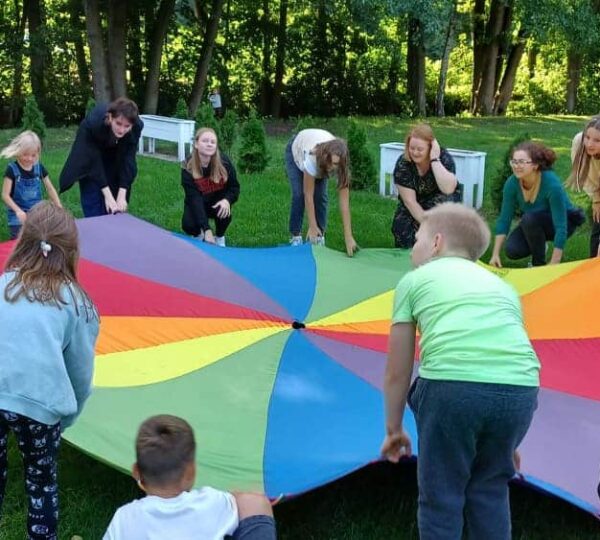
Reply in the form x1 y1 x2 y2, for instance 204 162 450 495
422 202 490 261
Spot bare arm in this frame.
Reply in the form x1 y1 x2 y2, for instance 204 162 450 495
338 186 357 256
430 140 457 194
42 176 62 208
398 186 425 223
489 234 506 267
2 177 26 222
381 322 416 462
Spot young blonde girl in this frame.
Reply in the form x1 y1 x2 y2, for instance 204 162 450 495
0 202 99 539
566 116 600 257
285 129 358 256
1 131 61 239
181 128 240 246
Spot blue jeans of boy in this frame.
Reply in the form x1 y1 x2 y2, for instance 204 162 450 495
285 137 328 236
408 378 538 540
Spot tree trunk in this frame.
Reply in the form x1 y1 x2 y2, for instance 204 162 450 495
127 0 145 100
435 2 458 117
84 0 111 102
472 0 507 115
407 17 426 116
187 0 225 117
566 49 582 114
9 0 29 124
69 0 90 92
470 0 486 111
107 0 128 98
493 29 527 115
143 0 176 114
28 0 49 110
527 44 538 79
270 0 288 117
259 0 272 115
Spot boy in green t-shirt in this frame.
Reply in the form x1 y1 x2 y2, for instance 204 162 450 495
381 203 540 540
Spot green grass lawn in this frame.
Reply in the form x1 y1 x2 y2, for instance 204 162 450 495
0 117 599 539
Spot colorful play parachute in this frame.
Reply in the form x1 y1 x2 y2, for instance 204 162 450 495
0 214 598 515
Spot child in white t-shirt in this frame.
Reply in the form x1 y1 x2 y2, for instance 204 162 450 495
103 415 276 540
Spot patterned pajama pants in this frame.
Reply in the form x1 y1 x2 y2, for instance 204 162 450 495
0 410 61 540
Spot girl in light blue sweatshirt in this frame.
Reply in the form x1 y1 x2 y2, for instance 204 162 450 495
0 201 99 540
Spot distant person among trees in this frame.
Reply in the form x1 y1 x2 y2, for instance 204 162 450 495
566 116 600 258
285 128 358 257
181 127 239 247
208 88 223 118
489 141 584 268
391 123 461 248
103 415 277 540
59 97 143 217
1 130 62 239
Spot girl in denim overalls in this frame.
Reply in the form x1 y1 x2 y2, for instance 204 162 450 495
1 131 62 239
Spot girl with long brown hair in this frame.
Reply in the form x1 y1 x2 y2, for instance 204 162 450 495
0 202 98 538
285 129 357 256
566 116 600 257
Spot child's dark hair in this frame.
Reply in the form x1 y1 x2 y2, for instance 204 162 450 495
107 97 139 124
136 415 196 488
314 138 350 189
4 202 95 318
514 141 556 171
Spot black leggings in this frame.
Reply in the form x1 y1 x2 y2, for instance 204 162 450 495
505 208 584 266
182 203 232 237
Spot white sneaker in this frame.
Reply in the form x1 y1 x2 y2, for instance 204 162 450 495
215 236 226 247
307 235 325 246
290 235 303 247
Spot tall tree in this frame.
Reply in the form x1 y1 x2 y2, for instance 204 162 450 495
187 0 225 117
107 0 128 98
8 0 29 123
84 0 111 101
68 0 91 93
143 0 176 113
28 0 51 110
406 17 426 116
270 0 288 117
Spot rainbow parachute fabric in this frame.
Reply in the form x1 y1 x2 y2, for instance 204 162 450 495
0 214 598 515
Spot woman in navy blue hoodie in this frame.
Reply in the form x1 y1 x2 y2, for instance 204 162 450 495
59 98 143 217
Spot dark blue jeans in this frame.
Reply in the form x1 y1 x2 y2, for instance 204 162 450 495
285 137 328 236
505 208 583 266
0 411 61 540
230 515 277 540
408 378 538 540
79 180 131 218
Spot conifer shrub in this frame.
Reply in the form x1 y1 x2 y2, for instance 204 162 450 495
174 97 189 119
195 102 220 139
347 119 376 191
21 95 47 142
219 109 238 155
238 110 269 173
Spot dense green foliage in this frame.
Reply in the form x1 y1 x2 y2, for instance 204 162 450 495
174 97 189 120
219 109 238 155
195 103 220 138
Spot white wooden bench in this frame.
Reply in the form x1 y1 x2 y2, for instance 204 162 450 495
379 142 487 209
138 115 196 162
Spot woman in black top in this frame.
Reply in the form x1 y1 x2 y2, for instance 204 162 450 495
59 98 143 217
391 123 461 248
181 128 240 246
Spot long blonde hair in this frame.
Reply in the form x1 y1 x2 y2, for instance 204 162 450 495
0 130 41 160
566 116 600 191
186 128 228 184
4 202 96 320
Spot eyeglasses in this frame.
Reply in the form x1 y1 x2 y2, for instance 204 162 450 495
509 159 533 166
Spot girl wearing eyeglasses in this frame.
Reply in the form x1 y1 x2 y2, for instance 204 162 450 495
489 141 584 267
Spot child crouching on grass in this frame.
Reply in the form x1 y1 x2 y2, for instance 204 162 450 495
103 415 277 540
381 202 540 540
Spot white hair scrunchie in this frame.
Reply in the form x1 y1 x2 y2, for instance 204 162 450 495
40 240 52 258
